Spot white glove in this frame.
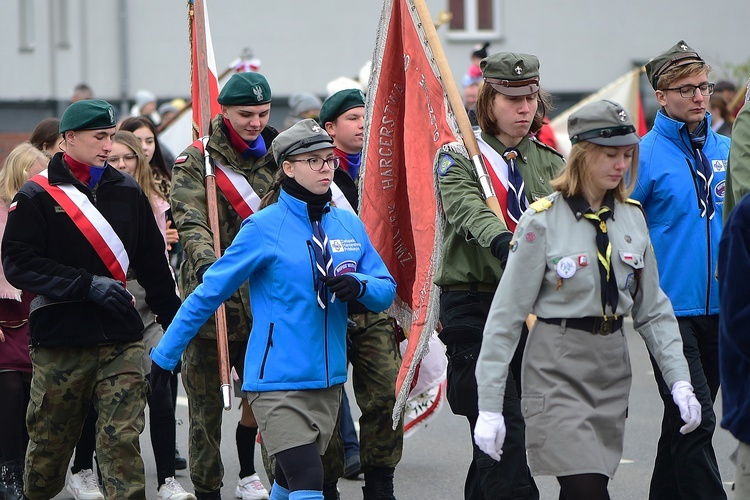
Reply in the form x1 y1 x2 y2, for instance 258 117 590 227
671 380 702 434
474 410 506 461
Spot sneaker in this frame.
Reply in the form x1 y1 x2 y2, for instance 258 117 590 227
343 454 361 479
235 474 269 500
67 469 104 500
158 477 197 500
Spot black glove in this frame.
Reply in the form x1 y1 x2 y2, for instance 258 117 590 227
490 231 514 269
323 275 365 302
87 275 132 314
149 360 172 391
196 263 212 284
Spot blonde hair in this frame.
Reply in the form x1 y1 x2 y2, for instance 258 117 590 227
111 131 164 211
551 141 639 202
656 61 712 90
0 142 48 203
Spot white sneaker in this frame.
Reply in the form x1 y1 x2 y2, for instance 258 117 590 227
66 469 104 500
157 477 197 500
235 474 270 500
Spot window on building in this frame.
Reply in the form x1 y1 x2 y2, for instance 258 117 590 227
447 0 502 40
19 0 36 52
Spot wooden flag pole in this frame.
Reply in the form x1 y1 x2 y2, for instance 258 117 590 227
191 0 233 410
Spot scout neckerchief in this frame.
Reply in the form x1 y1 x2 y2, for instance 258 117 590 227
502 147 529 223
688 118 715 219
333 147 362 182
282 177 333 309
222 117 267 160
29 170 129 283
566 193 618 318
65 153 106 189
475 131 518 231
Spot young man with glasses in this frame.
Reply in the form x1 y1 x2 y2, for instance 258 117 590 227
169 72 278 499
633 40 731 499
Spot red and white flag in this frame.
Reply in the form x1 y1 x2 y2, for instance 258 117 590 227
360 0 460 426
189 0 221 139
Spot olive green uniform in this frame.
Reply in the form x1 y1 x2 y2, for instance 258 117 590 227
436 133 563 499
170 114 277 494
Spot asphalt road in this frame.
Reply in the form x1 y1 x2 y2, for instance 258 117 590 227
54 321 739 499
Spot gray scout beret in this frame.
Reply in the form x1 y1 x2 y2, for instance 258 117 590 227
319 89 366 126
480 52 540 96
59 99 117 134
568 100 640 147
645 40 704 90
272 119 334 164
218 72 272 106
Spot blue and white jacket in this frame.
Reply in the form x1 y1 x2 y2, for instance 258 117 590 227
633 111 730 317
152 189 396 391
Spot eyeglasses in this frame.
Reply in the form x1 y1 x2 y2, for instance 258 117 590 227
662 83 715 98
289 156 340 171
107 154 138 164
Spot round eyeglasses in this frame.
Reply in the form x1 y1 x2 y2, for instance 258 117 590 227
288 156 341 171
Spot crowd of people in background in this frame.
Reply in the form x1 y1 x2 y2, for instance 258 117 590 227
0 36 748 500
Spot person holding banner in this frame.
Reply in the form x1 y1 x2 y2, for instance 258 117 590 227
151 119 396 500
635 40 730 499
1 99 182 499
169 72 278 499
434 52 563 499
474 99 699 500
320 88 403 498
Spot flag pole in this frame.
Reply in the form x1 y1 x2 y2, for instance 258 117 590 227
411 0 502 219
190 0 233 411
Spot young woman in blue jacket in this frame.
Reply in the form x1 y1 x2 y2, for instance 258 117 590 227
151 119 396 500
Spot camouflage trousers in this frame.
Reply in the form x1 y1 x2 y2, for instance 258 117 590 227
24 341 148 499
261 311 404 483
182 337 247 493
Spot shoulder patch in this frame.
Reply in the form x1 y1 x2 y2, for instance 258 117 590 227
174 155 189 164
624 198 641 207
529 136 565 159
437 155 455 177
530 197 553 212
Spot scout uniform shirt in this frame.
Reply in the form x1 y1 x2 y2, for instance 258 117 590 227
476 192 690 412
435 133 564 288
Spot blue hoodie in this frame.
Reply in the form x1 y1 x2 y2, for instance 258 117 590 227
632 110 730 316
152 189 396 391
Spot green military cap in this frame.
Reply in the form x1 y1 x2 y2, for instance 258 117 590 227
217 72 272 106
480 52 540 96
645 40 704 90
59 99 116 134
272 118 334 164
319 89 365 125
568 100 640 147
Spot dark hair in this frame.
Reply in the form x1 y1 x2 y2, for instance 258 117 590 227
119 116 171 180
29 118 61 154
472 42 490 60
475 84 553 136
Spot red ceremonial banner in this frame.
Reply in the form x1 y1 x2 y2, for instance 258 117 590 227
189 0 221 139
360 0 459 426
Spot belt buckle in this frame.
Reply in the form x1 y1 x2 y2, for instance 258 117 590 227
599 317 612 335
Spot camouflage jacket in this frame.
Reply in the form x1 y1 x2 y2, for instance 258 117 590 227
170 115 278 341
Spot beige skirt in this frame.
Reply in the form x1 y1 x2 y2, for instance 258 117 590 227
247 385 342 456
521 320 632 478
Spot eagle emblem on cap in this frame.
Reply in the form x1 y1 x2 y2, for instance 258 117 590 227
108 106 115 123
618 110 627 121
514 64 523 75
253 85 264 101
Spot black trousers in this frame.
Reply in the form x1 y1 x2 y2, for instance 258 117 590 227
648 315 726 500
439 290 539 500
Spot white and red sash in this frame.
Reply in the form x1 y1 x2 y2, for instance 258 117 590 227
214 162 261 219
30 170 129 283
475 131 515 231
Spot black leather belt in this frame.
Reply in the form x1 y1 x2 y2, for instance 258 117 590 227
440 283 498 293
539 316 623 335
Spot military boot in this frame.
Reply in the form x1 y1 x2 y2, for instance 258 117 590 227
362 467 396 500
322 480 340 500
194 491 221 500
1 460 24 500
